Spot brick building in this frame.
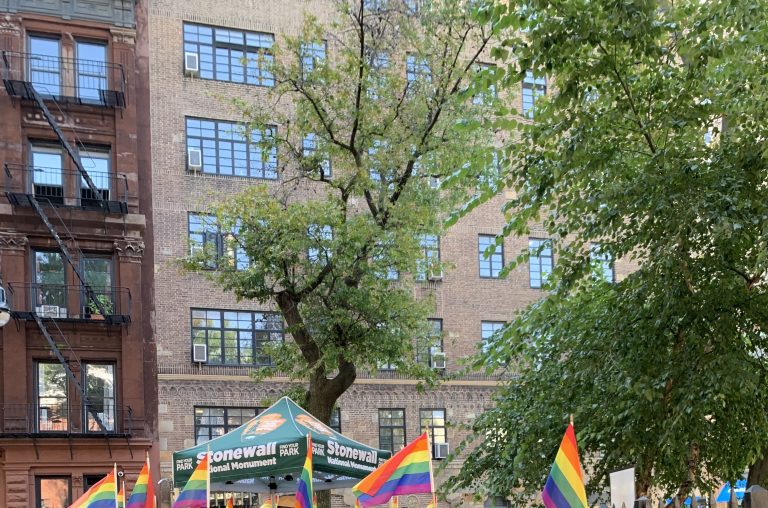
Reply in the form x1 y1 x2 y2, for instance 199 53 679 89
0 1 157 507
148 1 632 507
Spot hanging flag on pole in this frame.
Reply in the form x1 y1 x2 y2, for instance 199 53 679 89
171 451 210 508
227 496 235 508
294 434 314 508
541 420 589 508
68 466 119 508
127 454 156 508
352 432 433 508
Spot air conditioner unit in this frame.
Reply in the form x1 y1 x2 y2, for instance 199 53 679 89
431 351 446 370
428 270 443 281
39 305 60 318
187 148 203 171
184 52 199 76
192 343 208 363
433 442 449 460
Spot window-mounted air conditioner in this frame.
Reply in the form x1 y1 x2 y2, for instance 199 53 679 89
431 351 447 370
428 270 444 281
38 305 60 318
192 343 208 363
184 52 199 76
187 148 203 172
433 442 449 460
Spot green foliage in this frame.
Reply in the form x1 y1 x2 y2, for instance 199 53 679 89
181 0 500 423
451 0 768 502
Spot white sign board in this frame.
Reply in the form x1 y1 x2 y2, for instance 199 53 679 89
610 467 636 508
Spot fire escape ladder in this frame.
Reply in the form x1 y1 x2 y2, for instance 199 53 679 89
30 313 111 440
28 88 107 210
27 195 112 321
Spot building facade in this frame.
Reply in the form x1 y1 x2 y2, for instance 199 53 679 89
148 1 633 507
0 1 157 507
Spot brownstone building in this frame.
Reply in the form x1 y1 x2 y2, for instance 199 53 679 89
148 1 632 507
0 1 157 507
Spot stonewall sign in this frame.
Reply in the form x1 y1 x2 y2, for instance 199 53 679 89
172 397 392 493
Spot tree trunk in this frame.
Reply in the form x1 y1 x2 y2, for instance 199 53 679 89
749 449 768 486
305 363 357 508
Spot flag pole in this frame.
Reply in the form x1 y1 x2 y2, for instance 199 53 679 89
570 414 574 426
114 463 119 508
147 451 157 508
425 432 436 497
206 447 212 508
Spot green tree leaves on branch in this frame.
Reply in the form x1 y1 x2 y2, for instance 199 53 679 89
450 0 768 503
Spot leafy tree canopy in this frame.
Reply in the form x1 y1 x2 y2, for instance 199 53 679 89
182 0 500 427
449 0 768 503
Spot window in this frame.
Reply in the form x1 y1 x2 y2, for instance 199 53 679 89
36 476 70 508
307 224 333 263
188 213 249 270
416 319 443 366
186 117 277 179
79 148 111 205
75 41 107 102
83 363 115 432
522 71 546 118
590 243 614 282
404 0 420 13
302 133 331 178
406 54 431 83
33 250 66 311
36 362 68 432
367 139 392 185
300 41 326 77
367 51 389 99
183 23 274 86
378 409 406 452
364 0 387 10
481 321 505 353
28 35 61 96
479 235 503 278
415 234 440 281
329 408 341 433
30 145 64 204
194 407 260 445
420 409 446 454
81 255 114 317
473 63 497 105
191 309 283 365
529 238 553 288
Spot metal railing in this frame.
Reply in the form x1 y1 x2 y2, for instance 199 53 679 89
0 403 134 436
4 163 128 210
1 51 126 107
6 283 132 323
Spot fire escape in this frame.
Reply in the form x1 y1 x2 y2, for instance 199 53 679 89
1 50 133 452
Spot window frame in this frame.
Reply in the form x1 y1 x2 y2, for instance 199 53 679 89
478 234 503 279
36 475 71 508
187 212 249 270
481 320 505 353
35 361 69 433
182 22 275 86
473 62 497 106
185 117 278 180
378 408 406 452
590 242 615 283
82 362 117 433
27 34 62 96
406 53 431 84
528 237 553 289
74 39 108 102
302 133 332 178
190 308 284 366
415 318 443 367
194 406 262 445
415 234 440 281
300 40 327 78
522 70 547 118
420 408 447 456
329 407 341 433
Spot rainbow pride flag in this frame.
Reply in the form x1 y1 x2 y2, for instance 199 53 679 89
172 452 209 508
353 432 433 507
69 467 118 508
127 456 156 508
294 435 314 508
542 423 588 508
118 484 125 507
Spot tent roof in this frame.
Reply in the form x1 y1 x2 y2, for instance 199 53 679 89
172 397 391 493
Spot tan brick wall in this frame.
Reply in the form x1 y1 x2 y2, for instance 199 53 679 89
149 2 634 507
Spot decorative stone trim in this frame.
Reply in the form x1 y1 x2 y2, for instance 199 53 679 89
114 239 145 260
0 232 28 251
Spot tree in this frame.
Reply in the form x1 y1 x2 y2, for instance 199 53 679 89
183 0 497 446
448 0 768 503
